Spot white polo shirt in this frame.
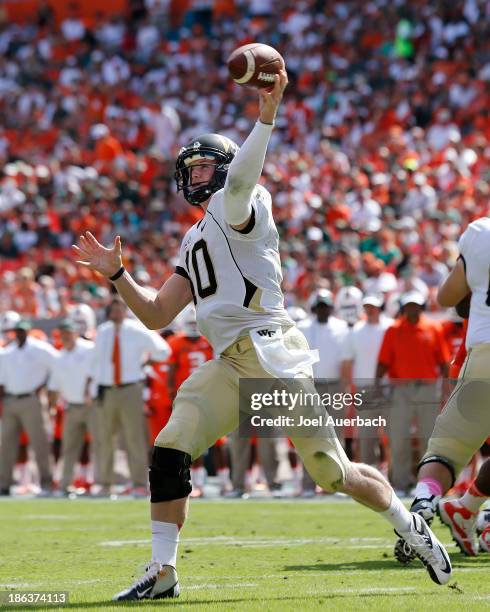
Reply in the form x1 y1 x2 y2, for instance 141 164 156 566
341 316 393 380
0 337 58 395
48 338 95 404
298 315 348 379
92 319 170 386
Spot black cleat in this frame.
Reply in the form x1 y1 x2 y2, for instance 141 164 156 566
395 513 452 585
113 562 179 601
394 495 439 565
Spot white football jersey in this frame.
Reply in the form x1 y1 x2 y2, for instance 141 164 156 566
458 217 490 348
176 184 292 353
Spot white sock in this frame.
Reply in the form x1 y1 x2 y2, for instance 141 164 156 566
151 521 179 568
380 492 413 533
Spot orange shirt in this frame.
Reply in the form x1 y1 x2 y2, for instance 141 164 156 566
378 315 450 380
168 333 213 390
148 361 172 408
94 135 123 163
441 320 466 361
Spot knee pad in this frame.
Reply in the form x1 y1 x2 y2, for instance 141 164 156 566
417 455 455 488
149 446 192 503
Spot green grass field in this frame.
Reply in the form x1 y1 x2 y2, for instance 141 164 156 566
0 498 488 611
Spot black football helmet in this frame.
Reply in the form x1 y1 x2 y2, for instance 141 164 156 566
174 133 239 206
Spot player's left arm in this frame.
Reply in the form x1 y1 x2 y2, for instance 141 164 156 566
224 70 288 230
437 258 470 307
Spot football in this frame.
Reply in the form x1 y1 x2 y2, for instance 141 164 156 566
227 43 285 89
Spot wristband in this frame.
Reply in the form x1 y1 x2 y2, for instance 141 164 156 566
258 119 275 126
109 266 125 282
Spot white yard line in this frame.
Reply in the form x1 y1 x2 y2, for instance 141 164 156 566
0 578 111 589
327 586 417 595
22 514 82 520
184 584 418 595
186 583 258 590
99 536 393 548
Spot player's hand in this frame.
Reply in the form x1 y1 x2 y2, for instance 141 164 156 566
72 231 123 279
258 69 288 125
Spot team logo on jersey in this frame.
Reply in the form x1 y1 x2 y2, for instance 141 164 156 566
257 329 276 337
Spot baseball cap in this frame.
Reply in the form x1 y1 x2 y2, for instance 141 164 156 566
12 320 32 332
0 310 21 332
310 289 334 307
362 294 384 308
58 318 77 331
400 291 426 307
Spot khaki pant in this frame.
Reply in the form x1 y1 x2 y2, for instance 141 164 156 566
423 343 490 477
388 383 439 491
0 395 51 490
229 429 280 491
60 403 93 490
156 327 351 493
96 383 148 487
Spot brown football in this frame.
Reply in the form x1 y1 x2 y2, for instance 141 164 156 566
227 43 285 89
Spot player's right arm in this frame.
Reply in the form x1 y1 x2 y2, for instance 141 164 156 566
437 258 470 307
73 232 192 329
223 70 288 231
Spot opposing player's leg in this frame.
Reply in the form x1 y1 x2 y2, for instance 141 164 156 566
113 357 240 601
439 458 490 556
395 344 490 563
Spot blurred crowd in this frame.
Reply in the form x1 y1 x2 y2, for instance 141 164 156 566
0 0 488 318
0 0 489 497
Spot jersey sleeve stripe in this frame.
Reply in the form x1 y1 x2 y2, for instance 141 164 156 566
458 254 466 274
233 206 256 234
175 266 190 280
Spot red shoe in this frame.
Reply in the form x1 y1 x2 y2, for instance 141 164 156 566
438 499 478 556
479 525 490 552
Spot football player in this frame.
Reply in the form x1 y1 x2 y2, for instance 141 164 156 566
74 70 451 600
394 217 490 563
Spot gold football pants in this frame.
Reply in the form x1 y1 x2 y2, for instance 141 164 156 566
156 326 350 492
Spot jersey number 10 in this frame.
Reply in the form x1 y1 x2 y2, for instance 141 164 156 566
187 239 218 299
